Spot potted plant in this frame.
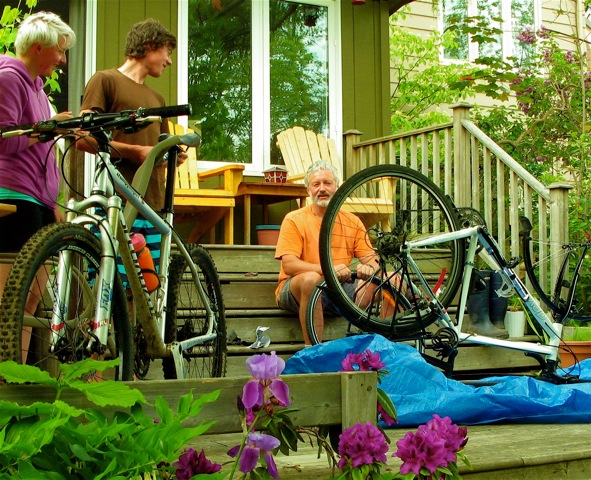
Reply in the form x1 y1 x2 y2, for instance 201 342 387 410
504 296 526 338
560 322 591 368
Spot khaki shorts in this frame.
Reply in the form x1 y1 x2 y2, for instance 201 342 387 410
277 277 356 315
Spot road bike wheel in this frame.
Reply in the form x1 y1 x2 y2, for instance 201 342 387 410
319 164 465 338
163 244 227 379
0 223 133 381
305 277 412 345
520 216 591 322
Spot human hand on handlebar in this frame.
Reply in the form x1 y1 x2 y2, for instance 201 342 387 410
356 262 378 280
334 263 352 283
51 111 74 122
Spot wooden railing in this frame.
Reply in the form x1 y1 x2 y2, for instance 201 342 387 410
344 103 572 292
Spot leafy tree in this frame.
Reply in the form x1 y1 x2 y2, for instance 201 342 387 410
389 10 482 132
187 0 328 163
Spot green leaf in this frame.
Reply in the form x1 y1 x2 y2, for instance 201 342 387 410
60 358 121 383
0 400 54 419
377 388 397 421
154 395 174 424
17 459 66 480
67 380 145 407
0 362 58 387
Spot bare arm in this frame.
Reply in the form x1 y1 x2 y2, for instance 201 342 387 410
282 254 352 283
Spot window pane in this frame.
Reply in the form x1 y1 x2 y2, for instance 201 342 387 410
477 0 501 59
187 0 252 163
512 0 536 63
443 0 469 60
270 2 329 164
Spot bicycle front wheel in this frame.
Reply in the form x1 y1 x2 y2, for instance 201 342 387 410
319 164 465 337
0 223 133 381
163 244 227 379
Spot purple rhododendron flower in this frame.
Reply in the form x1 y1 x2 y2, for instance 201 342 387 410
242 352 290 409
341 349 386 372
421 414 468 463
228 433 281 478
395 429 448 475
393 414 468 476
337 421 389 469
173 448 221 480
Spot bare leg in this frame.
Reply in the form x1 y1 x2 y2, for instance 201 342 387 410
289 272 323 345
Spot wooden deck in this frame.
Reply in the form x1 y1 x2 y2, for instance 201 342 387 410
196 423 591 479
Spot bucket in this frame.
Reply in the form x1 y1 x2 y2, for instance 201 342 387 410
256 225 280 245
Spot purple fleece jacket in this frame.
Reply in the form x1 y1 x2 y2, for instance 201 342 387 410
0 55 60 209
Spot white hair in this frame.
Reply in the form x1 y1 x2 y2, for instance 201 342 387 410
304 160 341 187
15 11 76 56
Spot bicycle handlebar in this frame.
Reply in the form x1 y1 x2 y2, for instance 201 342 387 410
0 104 192 140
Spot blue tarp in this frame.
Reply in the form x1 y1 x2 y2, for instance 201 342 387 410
283 334 591 426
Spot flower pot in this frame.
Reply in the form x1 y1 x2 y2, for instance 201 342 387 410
256 225 280 245
504 310 525 338
559 340 591 368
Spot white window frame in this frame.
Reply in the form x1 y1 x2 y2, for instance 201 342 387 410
439 0 541 65
177 0 342 176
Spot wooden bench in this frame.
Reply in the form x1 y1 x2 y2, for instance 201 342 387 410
205 245 541 378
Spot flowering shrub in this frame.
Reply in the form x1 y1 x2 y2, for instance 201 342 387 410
0 351 470 479
335 421 390 480
332 413 469 480
392 414 470 480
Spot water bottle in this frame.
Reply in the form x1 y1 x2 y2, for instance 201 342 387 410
130 233 159 292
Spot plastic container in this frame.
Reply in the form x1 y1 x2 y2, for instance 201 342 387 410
130 233 159 292
256 225 280 245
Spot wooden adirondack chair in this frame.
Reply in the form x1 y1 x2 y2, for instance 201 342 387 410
276 126 394 229
168 122 244 244
276 126 340 183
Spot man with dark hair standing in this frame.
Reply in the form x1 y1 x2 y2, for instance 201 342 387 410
79 18 186 279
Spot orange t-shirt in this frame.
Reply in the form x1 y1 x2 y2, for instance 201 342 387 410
274 205 374 301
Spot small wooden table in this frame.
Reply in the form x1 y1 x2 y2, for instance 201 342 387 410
0 203 16 217
237 181 308 245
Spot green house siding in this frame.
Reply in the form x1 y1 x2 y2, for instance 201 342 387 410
95 0 178 106
341 1 391 142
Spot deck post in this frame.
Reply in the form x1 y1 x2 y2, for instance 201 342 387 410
343 129 363 180
340 371 378 428
548 181 573 288
450 103 473 208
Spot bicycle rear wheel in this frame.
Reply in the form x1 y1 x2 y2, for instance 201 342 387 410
163 244 227 379
319 164 464 338
0 223 133 381
305 277 411 345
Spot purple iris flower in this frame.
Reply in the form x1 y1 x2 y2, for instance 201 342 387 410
228 433 281 478
242 352 290 409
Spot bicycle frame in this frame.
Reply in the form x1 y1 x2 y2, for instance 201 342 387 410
51 128 215 378
403 225 563 364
